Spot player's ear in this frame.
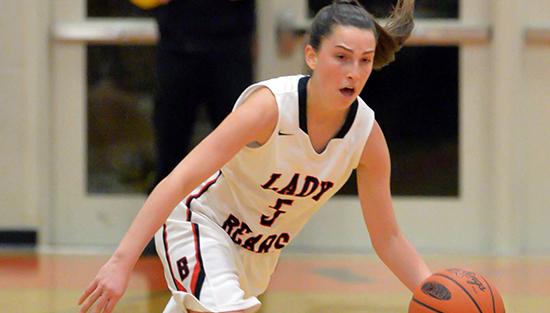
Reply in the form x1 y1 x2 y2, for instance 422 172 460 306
304 44 318 71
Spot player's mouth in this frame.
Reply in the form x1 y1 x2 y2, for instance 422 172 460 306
339 87 355 98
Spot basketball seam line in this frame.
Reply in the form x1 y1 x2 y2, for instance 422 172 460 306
479 275 497 313
434 273 483 313
412 298 445 313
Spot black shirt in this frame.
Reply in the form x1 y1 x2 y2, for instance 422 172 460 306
155 0 256 52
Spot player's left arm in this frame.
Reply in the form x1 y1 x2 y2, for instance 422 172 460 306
356 120 431 292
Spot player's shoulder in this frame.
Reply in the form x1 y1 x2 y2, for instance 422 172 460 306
242 85 276 106
255 74 306 95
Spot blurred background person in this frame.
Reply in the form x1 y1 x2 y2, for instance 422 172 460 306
152 0 256 186
142 0 256 254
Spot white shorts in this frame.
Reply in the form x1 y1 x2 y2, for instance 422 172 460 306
154 202 280 313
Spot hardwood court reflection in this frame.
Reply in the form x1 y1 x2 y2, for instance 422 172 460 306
1 252 549 312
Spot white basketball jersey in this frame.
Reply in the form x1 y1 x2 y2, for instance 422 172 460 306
185 75 375 255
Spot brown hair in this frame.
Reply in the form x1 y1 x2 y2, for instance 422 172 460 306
309 0 415 69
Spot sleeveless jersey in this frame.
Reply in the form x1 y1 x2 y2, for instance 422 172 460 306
186 75 375 254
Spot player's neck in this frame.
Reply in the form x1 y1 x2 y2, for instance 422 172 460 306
306 78 349 126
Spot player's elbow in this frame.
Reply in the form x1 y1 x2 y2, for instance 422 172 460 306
370 228 402 255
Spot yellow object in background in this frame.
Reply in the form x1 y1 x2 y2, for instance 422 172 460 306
130 0 162 10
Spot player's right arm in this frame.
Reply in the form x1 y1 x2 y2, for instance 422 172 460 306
78 87 277 313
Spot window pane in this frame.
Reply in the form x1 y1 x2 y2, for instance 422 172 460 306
338 46 459 197
308 0 459 18
87 0 153 18
87 45 156 194
365 46 459 196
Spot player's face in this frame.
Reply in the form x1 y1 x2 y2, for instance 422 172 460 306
307 25 376 108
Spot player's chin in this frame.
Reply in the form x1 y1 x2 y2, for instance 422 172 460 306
332 98 355 110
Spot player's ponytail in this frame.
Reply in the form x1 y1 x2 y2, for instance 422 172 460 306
372 0 415 69
309 0 415 69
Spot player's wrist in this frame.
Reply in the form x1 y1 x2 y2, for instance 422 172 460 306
110 248 139 272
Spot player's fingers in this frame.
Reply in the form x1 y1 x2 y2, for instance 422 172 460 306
103 298 118 313
93 292 108 313
79 287 102 313
78 280 98 305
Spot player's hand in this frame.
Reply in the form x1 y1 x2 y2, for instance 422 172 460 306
78 257 132 313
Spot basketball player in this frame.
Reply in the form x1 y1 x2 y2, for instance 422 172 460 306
78 1 432 312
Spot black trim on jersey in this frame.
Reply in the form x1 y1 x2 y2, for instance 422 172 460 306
336 100 358 138
297 76 359 139
298 76 309 133
191 223 206 299
162 224 187 292
184 171 222 222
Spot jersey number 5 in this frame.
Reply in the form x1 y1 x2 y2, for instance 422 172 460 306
260 198 293 227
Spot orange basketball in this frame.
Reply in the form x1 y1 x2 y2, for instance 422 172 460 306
408 268 505 313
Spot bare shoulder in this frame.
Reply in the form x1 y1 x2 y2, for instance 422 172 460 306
237 86 277 114
233 86 278 145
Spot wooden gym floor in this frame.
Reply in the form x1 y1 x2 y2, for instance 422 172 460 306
1 251 549 312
